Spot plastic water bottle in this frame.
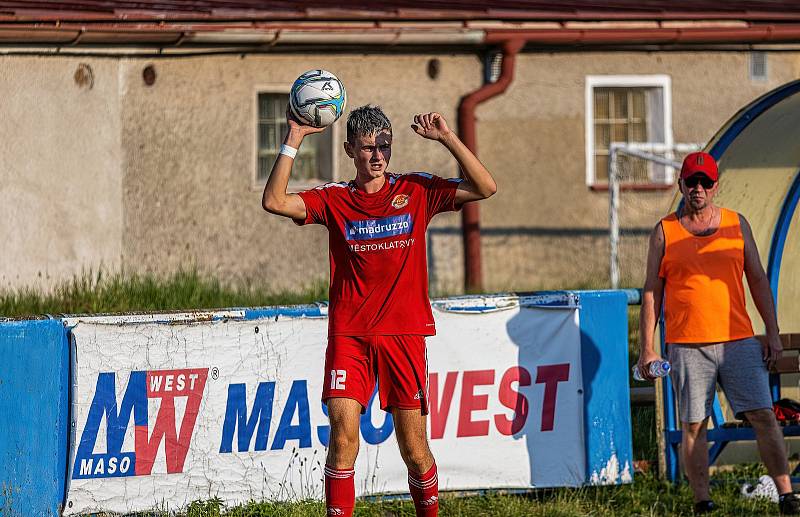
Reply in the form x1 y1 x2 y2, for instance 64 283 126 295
632 360 671 381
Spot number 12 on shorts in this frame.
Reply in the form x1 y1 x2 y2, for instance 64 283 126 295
330 369 346 390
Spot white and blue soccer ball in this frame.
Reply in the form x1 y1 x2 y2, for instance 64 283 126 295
289 69 347 128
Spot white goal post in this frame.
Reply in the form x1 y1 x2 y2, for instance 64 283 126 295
607 142 704 289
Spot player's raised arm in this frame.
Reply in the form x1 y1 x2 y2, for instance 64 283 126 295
411 112 497 205
262 111 325 220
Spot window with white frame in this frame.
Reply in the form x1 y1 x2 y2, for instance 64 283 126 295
585 75 672 187
256 92 334 185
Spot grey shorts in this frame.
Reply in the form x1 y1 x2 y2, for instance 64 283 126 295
667 337 772 423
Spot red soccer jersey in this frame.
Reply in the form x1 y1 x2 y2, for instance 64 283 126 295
296 172 461 336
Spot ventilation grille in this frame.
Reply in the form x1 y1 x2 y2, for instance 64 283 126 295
485 52 503 84
750 52 768 81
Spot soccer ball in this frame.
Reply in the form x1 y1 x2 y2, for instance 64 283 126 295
289 69 347 128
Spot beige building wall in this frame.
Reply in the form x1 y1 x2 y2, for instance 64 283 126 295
0 56 123 289
1 50 797 295
467 51 800 292
119 53 480 292
118 51 800 296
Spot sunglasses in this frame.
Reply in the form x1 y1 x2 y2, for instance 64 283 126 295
683 175 716 189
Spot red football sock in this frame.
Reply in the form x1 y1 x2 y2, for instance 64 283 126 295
408 462 439 516
324 465 355 517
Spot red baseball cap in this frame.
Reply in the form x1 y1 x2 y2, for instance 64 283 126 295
680 151 718 181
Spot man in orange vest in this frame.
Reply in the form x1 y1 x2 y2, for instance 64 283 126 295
638 152 799 515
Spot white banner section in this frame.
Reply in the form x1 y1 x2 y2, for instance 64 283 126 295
66 305 583 514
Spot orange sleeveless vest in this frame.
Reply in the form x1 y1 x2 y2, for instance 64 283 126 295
659 207 754 344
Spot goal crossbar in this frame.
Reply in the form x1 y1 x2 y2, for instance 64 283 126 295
607 142 704 288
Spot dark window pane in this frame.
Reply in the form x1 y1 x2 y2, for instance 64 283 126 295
630 122 647 141
591 84 664 185
611 123 626 143
294 152 317 181
595 89 610 119
257 92 331 183
258 122 269 149
612 90 627 118
631 90 646 119
259 94 271 120
275 96 288 121
595 123 610 148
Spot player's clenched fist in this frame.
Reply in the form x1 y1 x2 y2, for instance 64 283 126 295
411 112 452 141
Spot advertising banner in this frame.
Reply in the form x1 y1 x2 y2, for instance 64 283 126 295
65 303 583 514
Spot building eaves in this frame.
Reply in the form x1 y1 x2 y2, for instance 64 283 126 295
2 1 800 49
3 1 800 22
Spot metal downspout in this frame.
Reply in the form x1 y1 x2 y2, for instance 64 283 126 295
458 38 524 292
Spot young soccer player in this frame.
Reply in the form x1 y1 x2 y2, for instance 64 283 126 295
262 105 496 516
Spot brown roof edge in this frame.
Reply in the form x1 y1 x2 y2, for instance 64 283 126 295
484 24 800 45
2 20 800 47
5 1 800 23
5 12 800 22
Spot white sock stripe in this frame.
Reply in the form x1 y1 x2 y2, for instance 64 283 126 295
324 467 355 479
324 465 354 473
325 472 354 479
421 475 439 487
408 474 438 489
408 473 438 482
408 478 438 490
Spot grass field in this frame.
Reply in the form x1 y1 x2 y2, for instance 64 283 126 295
0 269 327 318
174 466 777 516
0 272 780 516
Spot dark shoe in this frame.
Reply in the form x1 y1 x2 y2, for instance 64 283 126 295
694 500 715 514
780 493 800 515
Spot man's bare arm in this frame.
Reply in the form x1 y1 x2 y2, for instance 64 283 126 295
638 222 666 379
441 131 497 205
410 112 497 205
262 115 325 220
740 214 782 367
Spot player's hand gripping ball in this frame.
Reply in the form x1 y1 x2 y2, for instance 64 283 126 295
289 69 347 128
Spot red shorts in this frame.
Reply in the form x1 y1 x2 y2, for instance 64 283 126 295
322 335 429 414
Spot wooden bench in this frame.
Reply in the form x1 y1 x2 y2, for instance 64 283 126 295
760 333 800 375
662 333 800 481
720 333 800 429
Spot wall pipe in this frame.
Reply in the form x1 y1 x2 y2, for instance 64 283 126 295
457 38 524 292
457 26 800 293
